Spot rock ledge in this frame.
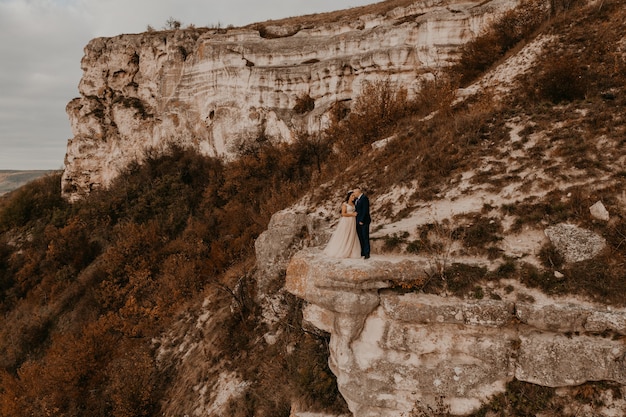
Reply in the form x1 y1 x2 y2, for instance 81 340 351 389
286 248 626 416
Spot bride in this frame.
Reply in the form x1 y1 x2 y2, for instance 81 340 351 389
323 191 362 258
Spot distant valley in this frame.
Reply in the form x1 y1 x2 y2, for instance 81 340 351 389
0 170 53 195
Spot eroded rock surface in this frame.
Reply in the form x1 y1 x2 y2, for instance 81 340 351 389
285 248 626 416
62 0 518 200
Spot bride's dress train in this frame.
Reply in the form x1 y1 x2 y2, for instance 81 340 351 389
323 204 361 258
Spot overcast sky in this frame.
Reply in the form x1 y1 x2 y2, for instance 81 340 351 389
0 0 379 171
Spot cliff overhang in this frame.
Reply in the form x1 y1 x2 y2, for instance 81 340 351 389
285 248 626 416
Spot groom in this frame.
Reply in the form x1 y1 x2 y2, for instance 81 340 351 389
353 188 371 259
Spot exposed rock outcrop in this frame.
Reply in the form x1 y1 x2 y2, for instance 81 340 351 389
285 248 626 416
544 223 607 263
255 201 626 416
62 0 519 200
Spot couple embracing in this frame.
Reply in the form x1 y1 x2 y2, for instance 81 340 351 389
323 187 371 259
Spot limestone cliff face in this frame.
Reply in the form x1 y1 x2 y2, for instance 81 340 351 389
63 0 516 200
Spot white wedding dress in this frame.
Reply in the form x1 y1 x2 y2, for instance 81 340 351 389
323 203 362 258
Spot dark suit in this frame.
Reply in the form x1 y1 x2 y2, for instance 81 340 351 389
355 193 371 257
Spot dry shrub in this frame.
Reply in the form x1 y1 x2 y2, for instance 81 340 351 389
473 379 558 416
383 232 409 252
413 75 457 117
444 263 488 296
519 246 626 306
561 251 626 305
538 242 565 269
2 323 117 417
216 289 347 416
287 332 347 412
454 93 507 147
516 0 626 104
455 31 504 86
375 89 501 197
105 341 160 417
43 216 101 272
502 193 570 232
407 395 451 417
453 0 549 86
420 381 621 416
293 93 315 113
400 116 459 191
0 240 12 306
0 312 52 372
549 0 586 15
532 53 588 103
572 381 622 406
0 370 21 417
0 141 331 416
0 172 67 232
328 79 410 158
452 215 503 250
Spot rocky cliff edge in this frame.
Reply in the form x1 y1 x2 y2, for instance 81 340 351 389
277 223 626 416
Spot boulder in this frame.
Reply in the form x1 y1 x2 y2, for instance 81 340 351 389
544 223 606 263
589 200 610 221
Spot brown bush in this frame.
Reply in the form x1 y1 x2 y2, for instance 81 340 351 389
105 341 160 417
534 53 587 103
453 215 503 249
455 31 504 86
413 75 458 117
43 216 101 272
515 0 626 105
0 370 22 416
328 79 411 159
0 138 334 416
2 323 117 417
293 93 315 113
548 0 586 15
0 240 14 308
453 0 549 86
473 379 557 416
287 332 346 411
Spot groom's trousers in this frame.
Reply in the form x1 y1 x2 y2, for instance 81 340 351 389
357 223 370 257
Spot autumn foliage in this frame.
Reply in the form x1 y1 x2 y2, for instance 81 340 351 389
0 141 329 417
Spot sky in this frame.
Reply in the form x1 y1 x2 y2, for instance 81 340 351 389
0 0 380 171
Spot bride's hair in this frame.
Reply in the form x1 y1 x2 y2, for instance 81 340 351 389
340 191 354 213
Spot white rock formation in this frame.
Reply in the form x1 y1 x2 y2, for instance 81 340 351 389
62 0 518 200
285 248 626 416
